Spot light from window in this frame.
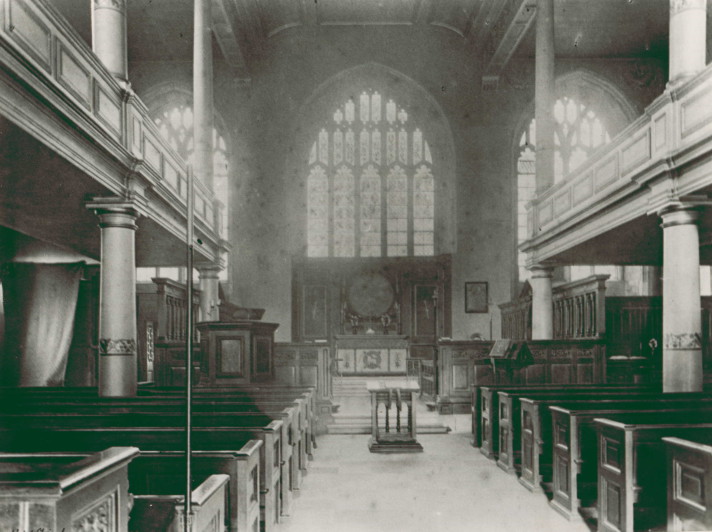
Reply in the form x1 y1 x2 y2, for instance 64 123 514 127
152 103 231 282
306 91 435 258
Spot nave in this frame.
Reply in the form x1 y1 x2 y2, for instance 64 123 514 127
276 433 589 532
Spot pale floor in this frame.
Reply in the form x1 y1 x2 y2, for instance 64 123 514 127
277 433 591 532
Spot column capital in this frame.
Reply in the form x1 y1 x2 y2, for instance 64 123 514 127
670 0 706 15
659 206 702 228
529 264 555 278
196 263 222 279
86 198 140 230
94 0 126 9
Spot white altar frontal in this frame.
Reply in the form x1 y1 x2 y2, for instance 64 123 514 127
335 335 408 375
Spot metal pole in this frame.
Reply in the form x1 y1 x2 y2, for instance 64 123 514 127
185 166 195 531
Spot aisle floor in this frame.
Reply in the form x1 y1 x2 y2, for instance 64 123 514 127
276 433 591 532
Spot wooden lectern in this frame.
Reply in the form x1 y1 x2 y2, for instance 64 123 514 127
367 379 423 453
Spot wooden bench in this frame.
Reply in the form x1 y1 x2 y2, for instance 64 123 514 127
2 444 262 532
545 404 712 523
0 389 315 469
663 437 712 532
0 396 308 488
491 388 689 469
129 448 260 532
520 396 712 495
595 418 712 532
474 384 656 455
0 446 139 532
0 425 279 532
130 473 230 532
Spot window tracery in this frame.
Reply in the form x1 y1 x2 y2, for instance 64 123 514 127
306 91 435 258
517 96 611 281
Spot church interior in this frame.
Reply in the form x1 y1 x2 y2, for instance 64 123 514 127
2 0 712 530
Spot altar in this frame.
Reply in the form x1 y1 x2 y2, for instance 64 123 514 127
335 334 408 375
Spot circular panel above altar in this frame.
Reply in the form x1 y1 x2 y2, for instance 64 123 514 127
347 272 394 317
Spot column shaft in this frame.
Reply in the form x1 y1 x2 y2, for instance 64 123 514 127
193 0 214 189
92 0 128 82
669 0 707 86
531 265 554 340
198 265 221 322
95 207 138 396
661 208 702 392
535 0 555 193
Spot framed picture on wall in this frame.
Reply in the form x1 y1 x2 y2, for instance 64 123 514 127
465 282 488 313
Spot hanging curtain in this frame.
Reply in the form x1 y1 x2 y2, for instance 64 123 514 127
1 262 84 386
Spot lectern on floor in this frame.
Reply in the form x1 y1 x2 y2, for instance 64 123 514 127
367 379 423 453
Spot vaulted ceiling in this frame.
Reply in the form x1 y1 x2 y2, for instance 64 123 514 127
54 0 687 86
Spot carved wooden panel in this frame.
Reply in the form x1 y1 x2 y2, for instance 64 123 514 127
302 285 328 339
217 337 245 377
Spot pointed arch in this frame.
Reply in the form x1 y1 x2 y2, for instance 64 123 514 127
287 63 457 256
512 68 638 284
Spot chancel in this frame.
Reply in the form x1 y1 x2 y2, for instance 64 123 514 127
3 0 712 531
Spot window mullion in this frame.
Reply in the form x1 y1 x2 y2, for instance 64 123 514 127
407 165 414 256
380 163 387 257
355 164 362 258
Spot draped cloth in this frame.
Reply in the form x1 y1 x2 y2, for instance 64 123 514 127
1 262 83 386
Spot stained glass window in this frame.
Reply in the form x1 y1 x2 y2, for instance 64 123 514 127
306 90 435 257
517 96 611 282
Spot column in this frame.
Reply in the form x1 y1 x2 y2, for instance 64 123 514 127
193 0 214 190
88 201 139 397
661 207 702 392
668 0 707 87
198 264 222 322
91 0 128 83
530 265 554 340
535 0 555 193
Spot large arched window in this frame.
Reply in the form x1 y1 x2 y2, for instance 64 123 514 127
306 91 435 258
516 96 612 282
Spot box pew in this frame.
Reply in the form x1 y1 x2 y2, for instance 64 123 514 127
4 445 260 532
488 387 668 465
595 418 712 532
0 389 314 472
544 404 712 524
475 384 657 455
0 446 138 532
130 473 230 532
0 425 280 532
0 413 284 525
493 389 712 472
129 448 261 532
521 397 712 495
141 387 315 463
139 386 317 447
663 437 712 532
0 396 307 491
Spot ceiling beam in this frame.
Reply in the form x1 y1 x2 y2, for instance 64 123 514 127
481 0 536 90
467 0 505 47
213 0 250 80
